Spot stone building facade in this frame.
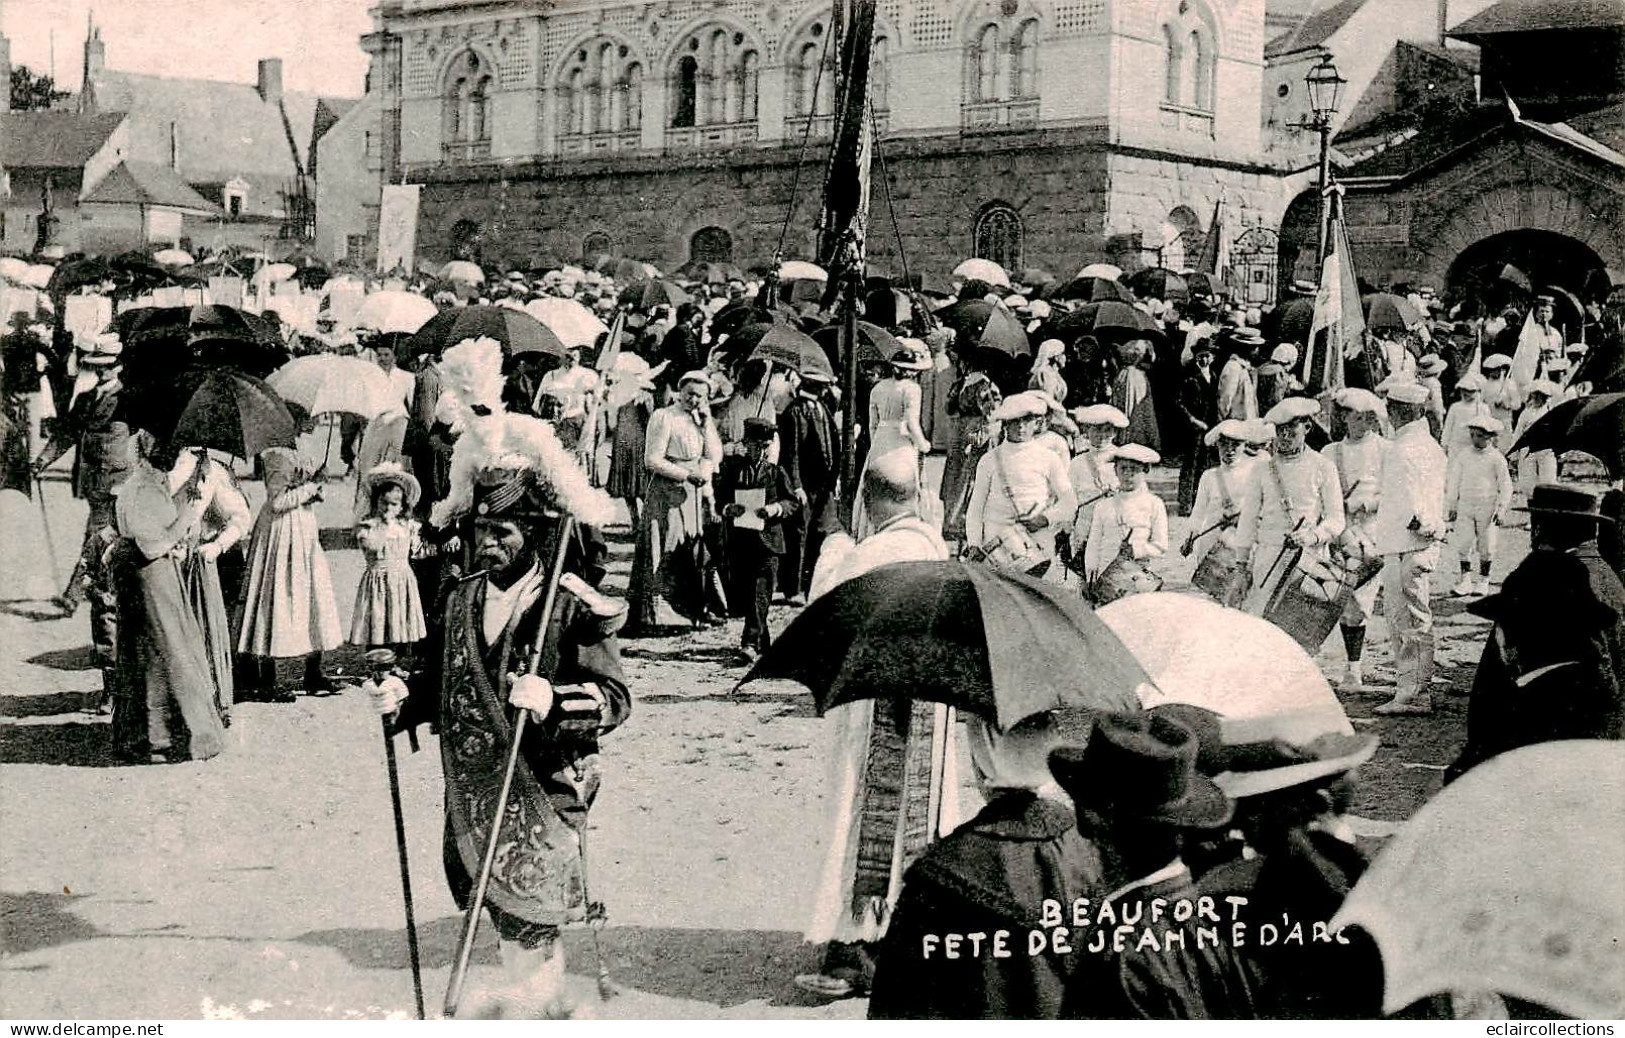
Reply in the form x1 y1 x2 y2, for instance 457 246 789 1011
358 0 1291 284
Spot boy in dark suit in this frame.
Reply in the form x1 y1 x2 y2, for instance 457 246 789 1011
717 417 800 664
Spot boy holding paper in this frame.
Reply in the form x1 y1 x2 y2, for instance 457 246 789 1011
717 417 800 664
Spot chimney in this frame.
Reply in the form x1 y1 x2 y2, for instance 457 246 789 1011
169 122 181 172
257 58 283 105
1 34 12 111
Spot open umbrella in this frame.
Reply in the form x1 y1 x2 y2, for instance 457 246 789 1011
252 263 298 288
167 370 297 459
1508 392 1625 477
779 260 829 283
45 256 116 296
938 299 1030 357
268 355 400 421
1363 292 1422 335
1099 594 1354 742
1184 272 1224 298
619 279 692 310
1127 267 1190 303
1055 300 1161 340
21 264 54 290
439 260 485 285
1049 275 1133 304
0 257 28 283
811 320 898 371
740 323 833 380
1332 740 1625 1020
524 297 609 349
952 258 1010 289
1075 262 1123 281
152 248 194 268
355 291 438 335
742 560 1149 729
405 305 566 360
1497 262 1532 293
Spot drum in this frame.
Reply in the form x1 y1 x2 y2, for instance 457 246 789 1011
1191 541 1252 608
1261 562 1350 653
1090 552 1164 606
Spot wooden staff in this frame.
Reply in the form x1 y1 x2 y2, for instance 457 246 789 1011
380 706 425 1020
34 477 62 590
443 514 576 1018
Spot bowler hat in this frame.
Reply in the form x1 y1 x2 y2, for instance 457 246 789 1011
1149 704 1378 799
1048 713 1233 831
1518 483 1615 523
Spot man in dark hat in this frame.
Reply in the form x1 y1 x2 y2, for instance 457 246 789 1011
1447 482 1625 783
1050 713 1263 1020
1216 328 1263 422
387 401 631 1018
1176 337 1219 516
777 368 841 603
33 334 131 700
715 415 799 665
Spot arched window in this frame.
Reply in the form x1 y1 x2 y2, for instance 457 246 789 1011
871 34 890 112
1182 31 1203 109
974 24 1002 102
582 231 613 263
691 226 734 264
1190 32 1213 110
974 203 1023 271
672 26 761 129
1011 20 1039 99
673 55 699 127
1163 26 1181 104
471 75 492 142
443 51 493 145
559 39 646 141
1163 205 1203 271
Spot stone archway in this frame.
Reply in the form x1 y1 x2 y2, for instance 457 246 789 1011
1446 228 1607 316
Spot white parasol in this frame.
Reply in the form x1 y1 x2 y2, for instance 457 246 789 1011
952 258 1011 288
354 290 438 335
1075 262 1124 281
268 355 402 420
779 260 829 282
1098 592 1354 743
153 248 195 268
524 296 608 349
1332 740 1625 1020
439 260 485 285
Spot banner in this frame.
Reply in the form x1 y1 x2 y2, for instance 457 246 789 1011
377 184 422 276
1302 192 1363 399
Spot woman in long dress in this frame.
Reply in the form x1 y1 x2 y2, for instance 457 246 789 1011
940 371 1003 546
238 446 343 700
1112 338 1163 451
110 433 228 762
172 448 251 722
626 371 723 631
854 342 935 539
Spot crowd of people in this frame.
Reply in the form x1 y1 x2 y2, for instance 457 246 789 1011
1 242 1622 1019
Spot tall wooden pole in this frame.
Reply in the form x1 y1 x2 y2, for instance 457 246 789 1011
839 270 860 521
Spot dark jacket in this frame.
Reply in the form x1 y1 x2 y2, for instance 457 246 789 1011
1179 364 1219 439
1063 868 1263 1020
715 454 799 556
869 794 1103 1020
777 391 841 500
658 325 705 391
1198 829 1384 1020
37 383 131 500
1449 542 1625 782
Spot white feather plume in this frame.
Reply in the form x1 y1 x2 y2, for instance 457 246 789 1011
437 336 505 426
430 408 618 530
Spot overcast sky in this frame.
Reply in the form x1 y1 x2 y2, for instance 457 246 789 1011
4 0 374 98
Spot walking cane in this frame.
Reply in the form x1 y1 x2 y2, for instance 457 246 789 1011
443 516 577 1018
35 476 62 591
575 823 616 1001
380 706 426 1020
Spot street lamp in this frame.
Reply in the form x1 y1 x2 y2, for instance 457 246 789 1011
1304 54 1346 265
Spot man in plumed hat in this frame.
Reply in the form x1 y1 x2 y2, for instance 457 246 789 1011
33 333 131 700
1447 482 1625 782
380 338 631 1017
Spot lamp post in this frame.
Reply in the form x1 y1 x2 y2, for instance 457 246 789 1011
1303 54 1346 266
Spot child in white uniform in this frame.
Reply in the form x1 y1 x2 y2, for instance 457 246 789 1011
1445 415 1514 597
1083 443 1167 596
1441 372 1491 457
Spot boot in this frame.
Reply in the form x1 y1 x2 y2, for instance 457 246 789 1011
1342 661 1365 691
1451 572 1475 596
1339 625 1367 689
263 658 296 704
303 652 338 696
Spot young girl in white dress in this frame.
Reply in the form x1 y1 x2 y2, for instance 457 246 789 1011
350 463 428 657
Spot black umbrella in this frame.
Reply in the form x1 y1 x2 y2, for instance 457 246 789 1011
938 300 1030 358
405 305 567 360
619 279 692 310
45 256 116 297
740 560 1148 730
730 322 833 379
1049 276 1133 304
1055 301 1161 340
1127 267 1190 303
1509 392 1625 477
128 368 297 458
811 321 898 371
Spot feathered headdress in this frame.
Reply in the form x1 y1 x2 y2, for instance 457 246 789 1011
429 337 617 529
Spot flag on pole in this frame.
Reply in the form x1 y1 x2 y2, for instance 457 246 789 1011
1510 309 1544 391
1195 197 1229 288
1301 189 1363 398
817 0 878 291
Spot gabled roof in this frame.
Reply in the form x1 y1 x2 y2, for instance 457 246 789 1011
81 161 221 214
1265 0 1372 57
85 68 356 185
1448 0 1625 40
0 111 126 170
1342 104 1625 182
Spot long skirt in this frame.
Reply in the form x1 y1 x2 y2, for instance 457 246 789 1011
606 402 649 503
805 699 960 944
627 477 704 629
182 553 235 713
112 550 226 760
237 506 343 658
350 560 427 645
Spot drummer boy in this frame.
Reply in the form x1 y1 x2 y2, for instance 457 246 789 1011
1082 442 1167 600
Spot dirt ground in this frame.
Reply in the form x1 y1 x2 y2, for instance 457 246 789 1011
0 443 1515 1020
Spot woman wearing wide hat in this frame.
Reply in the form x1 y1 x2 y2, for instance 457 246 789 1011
853 341 935 539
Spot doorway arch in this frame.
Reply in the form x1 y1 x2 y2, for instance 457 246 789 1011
1445 228 1606 316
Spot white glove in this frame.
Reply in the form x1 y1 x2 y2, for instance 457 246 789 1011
507 673 555 722
365 675 409 716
